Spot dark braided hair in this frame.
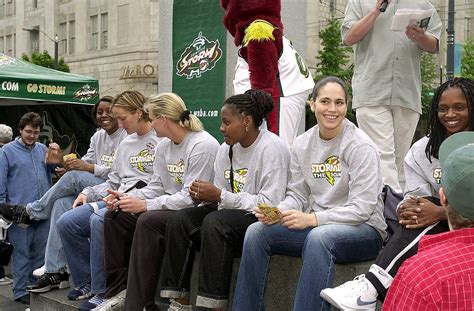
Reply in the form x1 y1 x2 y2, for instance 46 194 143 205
425 77 474 162
223 90 274 128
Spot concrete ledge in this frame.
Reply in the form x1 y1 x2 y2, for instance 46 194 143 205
30 256 375 311
190 254 374 310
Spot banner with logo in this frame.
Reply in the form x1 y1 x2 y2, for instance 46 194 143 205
0 104 96 156
172 0 226 140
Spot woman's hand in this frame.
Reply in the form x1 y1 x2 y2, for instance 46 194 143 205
64 159 94 173
72 193 88 208
254 207 275 226
189 180 221 202
399 197 446 229
104 189 147 214
280 210 317 230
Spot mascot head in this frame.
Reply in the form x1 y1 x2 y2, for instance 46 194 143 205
221 0 282 46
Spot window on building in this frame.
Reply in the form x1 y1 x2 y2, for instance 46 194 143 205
59 22 67 55
6 34 13 56
0 0 5 18
0 36 4 53
117 4 129 45
30 29 39 54
100 12 108 49
6 0 13 16
90 14 98 50
32 0 38 9
69 20 75 54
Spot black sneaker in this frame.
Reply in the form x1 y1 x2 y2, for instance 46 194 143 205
0 203 31 226
26 272 70 293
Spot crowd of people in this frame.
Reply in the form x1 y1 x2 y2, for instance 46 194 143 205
0 1 473 310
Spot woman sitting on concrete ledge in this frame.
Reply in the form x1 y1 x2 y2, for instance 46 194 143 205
233 76 387 311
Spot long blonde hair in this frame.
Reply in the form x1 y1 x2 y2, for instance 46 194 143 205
145 93 203 132
112 90 149 121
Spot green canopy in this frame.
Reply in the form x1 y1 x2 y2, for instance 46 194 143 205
0 53 99 106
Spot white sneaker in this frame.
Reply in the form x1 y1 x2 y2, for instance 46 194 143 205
0 276 12 286
93 289 126 311
320 274 378 310
32 265 46 278
167 299 192 311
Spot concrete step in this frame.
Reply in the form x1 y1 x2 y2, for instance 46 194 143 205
30 288 81 311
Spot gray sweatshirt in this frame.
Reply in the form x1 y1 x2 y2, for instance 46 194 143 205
81 129 160 202
215 130 291 211
399 136 441 208
279 120 387 239
81 128 128 180
134 130 220 211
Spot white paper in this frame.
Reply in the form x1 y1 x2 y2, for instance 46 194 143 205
390 8 435 31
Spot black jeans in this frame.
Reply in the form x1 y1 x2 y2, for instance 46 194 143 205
103 210 175 311
160 204 257 308
367 220 449 300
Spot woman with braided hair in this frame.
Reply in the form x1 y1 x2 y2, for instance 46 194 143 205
159 90 291 310
99 93 219 311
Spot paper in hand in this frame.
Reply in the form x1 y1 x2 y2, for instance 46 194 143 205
391 8 434 31
257 203 282 224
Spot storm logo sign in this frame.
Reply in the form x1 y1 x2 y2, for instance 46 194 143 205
130 149 155 173
176 32 222 79
311 156 342 186
224 168 248 193
167 159 185 185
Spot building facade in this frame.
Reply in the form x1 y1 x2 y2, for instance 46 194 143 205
0 0 159 97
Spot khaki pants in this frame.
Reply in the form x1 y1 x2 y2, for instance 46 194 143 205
356 105 419 192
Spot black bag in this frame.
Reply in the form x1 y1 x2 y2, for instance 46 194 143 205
0 240 13 266
382 185 403 239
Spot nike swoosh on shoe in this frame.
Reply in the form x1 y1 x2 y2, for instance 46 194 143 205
357 296 377 306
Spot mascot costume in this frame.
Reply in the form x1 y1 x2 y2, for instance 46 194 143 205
221 0 314 146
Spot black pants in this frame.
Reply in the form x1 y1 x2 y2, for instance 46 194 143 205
367 220 449 300
103 210 175 311
160 205 257 308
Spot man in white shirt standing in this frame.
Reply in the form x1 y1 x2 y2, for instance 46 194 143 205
342 0 442 192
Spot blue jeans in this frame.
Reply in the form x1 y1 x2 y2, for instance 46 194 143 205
27 171 104 220
44 195 75 273
232 222 383 311
8 220 49 299
57 202 107 295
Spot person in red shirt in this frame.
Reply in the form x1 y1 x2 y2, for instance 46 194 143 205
383 131 474 310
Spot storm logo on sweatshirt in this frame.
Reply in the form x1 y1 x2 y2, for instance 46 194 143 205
129 149 155 172
167 159 185 185
433 168 442 184
224 168 248 193
100 151 115 168
311 156 341 186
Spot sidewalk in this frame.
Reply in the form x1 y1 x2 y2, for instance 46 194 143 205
0 280 29 311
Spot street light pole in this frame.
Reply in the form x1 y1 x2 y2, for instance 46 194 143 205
22 27 59 70
446 0 455 80
54 34 59 70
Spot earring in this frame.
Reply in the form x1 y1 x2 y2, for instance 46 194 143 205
245 126 249 132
